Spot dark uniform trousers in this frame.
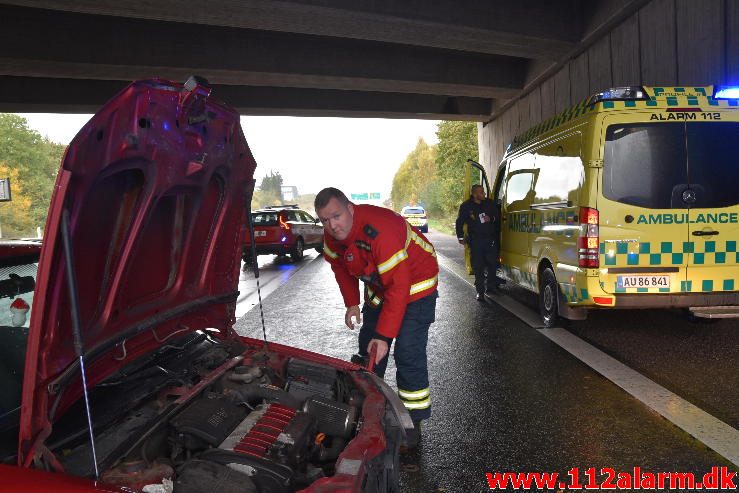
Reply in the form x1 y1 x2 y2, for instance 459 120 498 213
470 236 501 294
358 291 437 422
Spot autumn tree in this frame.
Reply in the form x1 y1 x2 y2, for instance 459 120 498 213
390 138 437 212
435 121 479 216
251 170 284 209
0 114 65 238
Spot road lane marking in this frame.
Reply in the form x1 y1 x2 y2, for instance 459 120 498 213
539 327 739 468
436 253 543 328
437 250 739 468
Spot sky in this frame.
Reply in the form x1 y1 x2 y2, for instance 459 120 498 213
17 113 440 200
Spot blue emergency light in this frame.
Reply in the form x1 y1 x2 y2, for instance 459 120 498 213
714 86 739 99
588 86 648 105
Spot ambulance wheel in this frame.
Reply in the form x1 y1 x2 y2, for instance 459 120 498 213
539 268 560 328
290 238 304 261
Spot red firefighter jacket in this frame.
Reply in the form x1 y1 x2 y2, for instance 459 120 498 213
323 204 439 339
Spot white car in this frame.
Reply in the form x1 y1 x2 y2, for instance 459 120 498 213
400 206 429 233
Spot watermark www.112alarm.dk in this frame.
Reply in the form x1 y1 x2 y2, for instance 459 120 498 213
486 466 736 490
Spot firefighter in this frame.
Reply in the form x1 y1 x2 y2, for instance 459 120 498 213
315 187 438 448
456 184 503 300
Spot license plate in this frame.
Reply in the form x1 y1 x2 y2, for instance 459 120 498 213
255 230 266 237
617 275 670 289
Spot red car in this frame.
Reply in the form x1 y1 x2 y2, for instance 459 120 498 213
0 78 410 492
244 206 324 263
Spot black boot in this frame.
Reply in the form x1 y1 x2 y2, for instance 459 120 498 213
402 420 423 452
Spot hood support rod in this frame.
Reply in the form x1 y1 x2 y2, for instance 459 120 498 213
61 209 99 479
247 196 268 347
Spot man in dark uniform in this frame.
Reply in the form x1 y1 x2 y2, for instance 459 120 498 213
456 184 503 300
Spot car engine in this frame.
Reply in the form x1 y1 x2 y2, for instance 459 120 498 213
46 335 392 493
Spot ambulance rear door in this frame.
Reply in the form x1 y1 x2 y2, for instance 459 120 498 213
684 119 739 295
598 118 689 295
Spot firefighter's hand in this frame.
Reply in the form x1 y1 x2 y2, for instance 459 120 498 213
345 305 362 329
368 339 389 364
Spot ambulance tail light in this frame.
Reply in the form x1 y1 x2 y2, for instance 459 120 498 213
714 86 739 99
578 207 599 268
279 214 291 231
588 86 648 105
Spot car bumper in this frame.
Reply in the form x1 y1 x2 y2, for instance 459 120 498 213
611 291 739 309
243 243 294 256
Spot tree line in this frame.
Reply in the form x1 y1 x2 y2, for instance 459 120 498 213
390 121 479 228
0 114 65 238
251 170 317 214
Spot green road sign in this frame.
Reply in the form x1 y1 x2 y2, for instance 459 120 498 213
0 178 10 202
351 192 380 201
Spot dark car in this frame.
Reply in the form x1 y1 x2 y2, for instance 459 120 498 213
244 206 324 263
0 78 411 493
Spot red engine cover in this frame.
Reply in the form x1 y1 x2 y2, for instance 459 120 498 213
230 403 297 458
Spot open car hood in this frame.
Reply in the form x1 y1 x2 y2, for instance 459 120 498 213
19 78 256 458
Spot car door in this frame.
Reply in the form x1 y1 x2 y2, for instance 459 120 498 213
462 159 492 273
300 211 321 246
498 153 537 289
285 210 302 242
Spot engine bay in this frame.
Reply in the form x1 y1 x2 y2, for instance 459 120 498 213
42 332 398 492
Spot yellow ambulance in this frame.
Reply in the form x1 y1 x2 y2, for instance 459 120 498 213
472 86 738 327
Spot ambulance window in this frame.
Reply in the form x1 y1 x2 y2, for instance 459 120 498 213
509 152 534 173
504 171 535 210
686 122 739 208
603 123 687 209
504 153 536 210
533 148 584 205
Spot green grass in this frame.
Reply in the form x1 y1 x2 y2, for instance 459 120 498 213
428 216 456 236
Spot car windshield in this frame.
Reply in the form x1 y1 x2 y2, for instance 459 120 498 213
402 207 425 215
252 212 279 226
0 249 37 454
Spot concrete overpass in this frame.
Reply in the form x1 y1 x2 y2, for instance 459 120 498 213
0 0 650 118
0 0 737 168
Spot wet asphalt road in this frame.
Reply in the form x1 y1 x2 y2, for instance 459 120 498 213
428 231 739 432
235 235 736 492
